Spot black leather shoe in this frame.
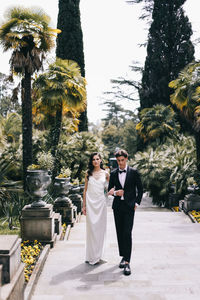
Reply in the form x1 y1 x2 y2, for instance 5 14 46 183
119 258 126 268
124 263 131 276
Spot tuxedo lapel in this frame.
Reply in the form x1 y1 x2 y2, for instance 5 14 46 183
115 168 122 189
124 166 130 189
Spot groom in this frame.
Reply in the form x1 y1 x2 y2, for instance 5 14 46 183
108 149 143 276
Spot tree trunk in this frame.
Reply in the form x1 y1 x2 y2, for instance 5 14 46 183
195 131 200 171
51 104 62 158
22 69 32 190
51 103 63 179
78 110 88 131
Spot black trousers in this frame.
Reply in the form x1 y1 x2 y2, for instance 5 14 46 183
113 201 135 263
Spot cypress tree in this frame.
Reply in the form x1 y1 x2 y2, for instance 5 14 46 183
139 0 194 110
56 0 87 131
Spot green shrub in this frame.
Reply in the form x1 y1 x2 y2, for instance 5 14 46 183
130 135 197 206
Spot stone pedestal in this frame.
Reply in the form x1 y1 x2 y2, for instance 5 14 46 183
168 193 180 208
69 194 83 214
21 204 56 246
53 200 74 226
0 235 22 284
72 205 77 225
53 177 74 226
54 213 62 235
183 194 200 212
179 200 185 211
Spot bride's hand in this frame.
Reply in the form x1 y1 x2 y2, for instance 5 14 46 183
108 188 115 196
82 206 86 215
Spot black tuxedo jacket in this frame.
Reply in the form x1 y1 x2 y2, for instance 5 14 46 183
108 166 143 210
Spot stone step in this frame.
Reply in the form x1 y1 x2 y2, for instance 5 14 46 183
31 201 200 300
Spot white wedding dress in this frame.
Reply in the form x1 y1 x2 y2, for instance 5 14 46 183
85 170 108 265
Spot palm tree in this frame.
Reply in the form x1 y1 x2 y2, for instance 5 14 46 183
136 104 180 146
0 112 21 143
0 6 60 189
33 58 86 176
169 61 200 169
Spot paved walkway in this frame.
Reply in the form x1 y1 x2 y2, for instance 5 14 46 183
32 194 200 300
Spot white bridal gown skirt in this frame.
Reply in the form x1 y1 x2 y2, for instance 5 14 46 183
85 175 107 265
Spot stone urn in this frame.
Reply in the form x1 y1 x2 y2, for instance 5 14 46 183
26 170 51 208
53 177 74 225
54 177 71 202
69 185 83 214
187 185 200 194
183 185 200 212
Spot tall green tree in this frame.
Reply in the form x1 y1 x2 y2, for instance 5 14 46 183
139 0 194 110
0 7 60 189
56 0 87 131
101 101 138 157
102 100 136 127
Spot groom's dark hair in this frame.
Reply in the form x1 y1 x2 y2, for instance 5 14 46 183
114 149 128 158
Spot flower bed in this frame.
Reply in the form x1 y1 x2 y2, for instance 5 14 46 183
190 210 200 223
171 206 180 212
21 240 43 282
60 223 67 240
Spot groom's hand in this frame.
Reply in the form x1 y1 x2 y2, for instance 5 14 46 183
115 190 124 197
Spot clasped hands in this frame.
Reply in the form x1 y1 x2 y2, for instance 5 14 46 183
108 188 124 197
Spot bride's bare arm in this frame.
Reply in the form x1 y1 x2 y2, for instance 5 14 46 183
106 171 110 182
82 173 88 215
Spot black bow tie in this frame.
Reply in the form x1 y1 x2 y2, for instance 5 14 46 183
119 169 126 174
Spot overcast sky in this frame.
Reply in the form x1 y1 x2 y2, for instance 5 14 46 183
0 0 200 123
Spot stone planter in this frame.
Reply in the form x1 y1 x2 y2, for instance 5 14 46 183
26 170 51 208
53 177 74 226
166 184 180 208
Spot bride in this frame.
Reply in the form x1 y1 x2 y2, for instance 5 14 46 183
82 152 109 265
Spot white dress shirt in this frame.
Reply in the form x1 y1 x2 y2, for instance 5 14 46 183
118 165 128 200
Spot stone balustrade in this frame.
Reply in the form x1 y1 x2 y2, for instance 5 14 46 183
0 235 24 300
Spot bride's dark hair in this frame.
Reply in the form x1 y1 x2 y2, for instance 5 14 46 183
87 152 104 180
